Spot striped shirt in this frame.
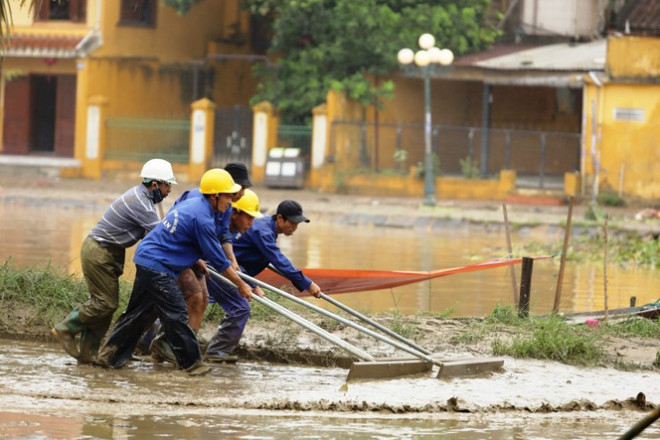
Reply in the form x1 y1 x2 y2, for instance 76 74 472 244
89 184 161 248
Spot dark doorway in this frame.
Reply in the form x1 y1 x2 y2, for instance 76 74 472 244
3 74 76 156
30 75 57 152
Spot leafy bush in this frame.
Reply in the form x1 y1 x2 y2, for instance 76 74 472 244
459 156 481 179
597 192 625 207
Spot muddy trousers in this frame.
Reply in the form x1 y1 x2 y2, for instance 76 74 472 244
97 265 201 370
58 236 124 361
205 276 250 355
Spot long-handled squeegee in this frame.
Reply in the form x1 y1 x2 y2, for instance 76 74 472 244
240 268 504 380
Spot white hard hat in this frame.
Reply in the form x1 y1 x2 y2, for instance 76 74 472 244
140 158 177 185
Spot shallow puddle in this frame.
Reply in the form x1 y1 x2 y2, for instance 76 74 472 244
1 409 658 439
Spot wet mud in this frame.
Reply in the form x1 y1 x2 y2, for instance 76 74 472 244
1 338 657 416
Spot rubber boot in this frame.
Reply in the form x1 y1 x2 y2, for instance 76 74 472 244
78 329 102 364
185 359 211 376
52 307 85 359
150 332 178 366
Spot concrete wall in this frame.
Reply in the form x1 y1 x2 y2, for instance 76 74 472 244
316 165 517 200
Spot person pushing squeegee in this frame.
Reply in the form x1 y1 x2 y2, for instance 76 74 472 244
209 267 504 381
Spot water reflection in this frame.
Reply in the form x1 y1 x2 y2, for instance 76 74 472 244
1 198 658 317
0 410 657 439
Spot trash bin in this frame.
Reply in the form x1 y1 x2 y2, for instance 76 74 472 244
264 148 304 188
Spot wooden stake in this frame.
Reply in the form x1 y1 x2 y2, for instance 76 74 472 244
518 257 533 318
502 203 519 306
553 197 575 314
604 214 609 320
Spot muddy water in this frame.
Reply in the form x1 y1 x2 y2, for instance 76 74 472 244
1 339 660 439
1 198 659 316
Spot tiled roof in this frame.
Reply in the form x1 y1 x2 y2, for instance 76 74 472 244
614 0 660 35
1 33 85 58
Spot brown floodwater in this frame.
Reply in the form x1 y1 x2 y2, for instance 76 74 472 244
1 197 658 317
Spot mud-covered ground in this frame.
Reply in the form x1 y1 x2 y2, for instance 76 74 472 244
3 337 659 438
2 311 658 417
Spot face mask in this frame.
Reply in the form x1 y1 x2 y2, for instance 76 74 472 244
150 187 164 204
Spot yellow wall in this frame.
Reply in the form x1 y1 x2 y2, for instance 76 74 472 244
206 42 260 107
607 35 660 78
97 2 219 62
579 36 660 200
79 58 191 117
317 165 516 200
584 81 660 199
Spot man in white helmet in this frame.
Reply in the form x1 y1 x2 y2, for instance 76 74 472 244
52 158 176 364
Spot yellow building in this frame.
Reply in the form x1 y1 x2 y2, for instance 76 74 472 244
1 0 260 178
582 35 660 201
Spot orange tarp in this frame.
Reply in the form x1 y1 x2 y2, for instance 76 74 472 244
257 257 552 296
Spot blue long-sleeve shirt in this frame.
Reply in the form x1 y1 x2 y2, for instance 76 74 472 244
175 188 232 243
134 197 232 278
233 216 312 291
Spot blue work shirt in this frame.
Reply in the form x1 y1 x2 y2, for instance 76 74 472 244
175 188 232 244
134 197 232 278
233 216 312 292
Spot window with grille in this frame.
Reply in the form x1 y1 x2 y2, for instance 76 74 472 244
119 0 158 27
35 0 86 22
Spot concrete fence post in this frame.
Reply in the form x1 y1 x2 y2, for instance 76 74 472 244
251 101 278 185
82 95 108 179
189 98 216 183
310 103 328 188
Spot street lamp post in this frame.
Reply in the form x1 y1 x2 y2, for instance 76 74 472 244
398 34 453 206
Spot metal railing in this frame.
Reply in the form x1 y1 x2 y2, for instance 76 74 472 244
105 117 190 163
329 121 580 189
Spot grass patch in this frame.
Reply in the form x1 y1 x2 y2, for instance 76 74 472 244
486 304 525 326
492 315 603 365
598 317 660 339
0 259 133 332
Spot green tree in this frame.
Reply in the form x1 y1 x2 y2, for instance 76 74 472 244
244 0 501 123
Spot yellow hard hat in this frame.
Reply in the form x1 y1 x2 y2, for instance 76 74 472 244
232 189 263 218
199 169 242 194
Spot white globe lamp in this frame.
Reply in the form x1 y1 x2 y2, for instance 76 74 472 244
414 50 430 67
438 48 454 66
397 48 414 65
418 33 435 50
